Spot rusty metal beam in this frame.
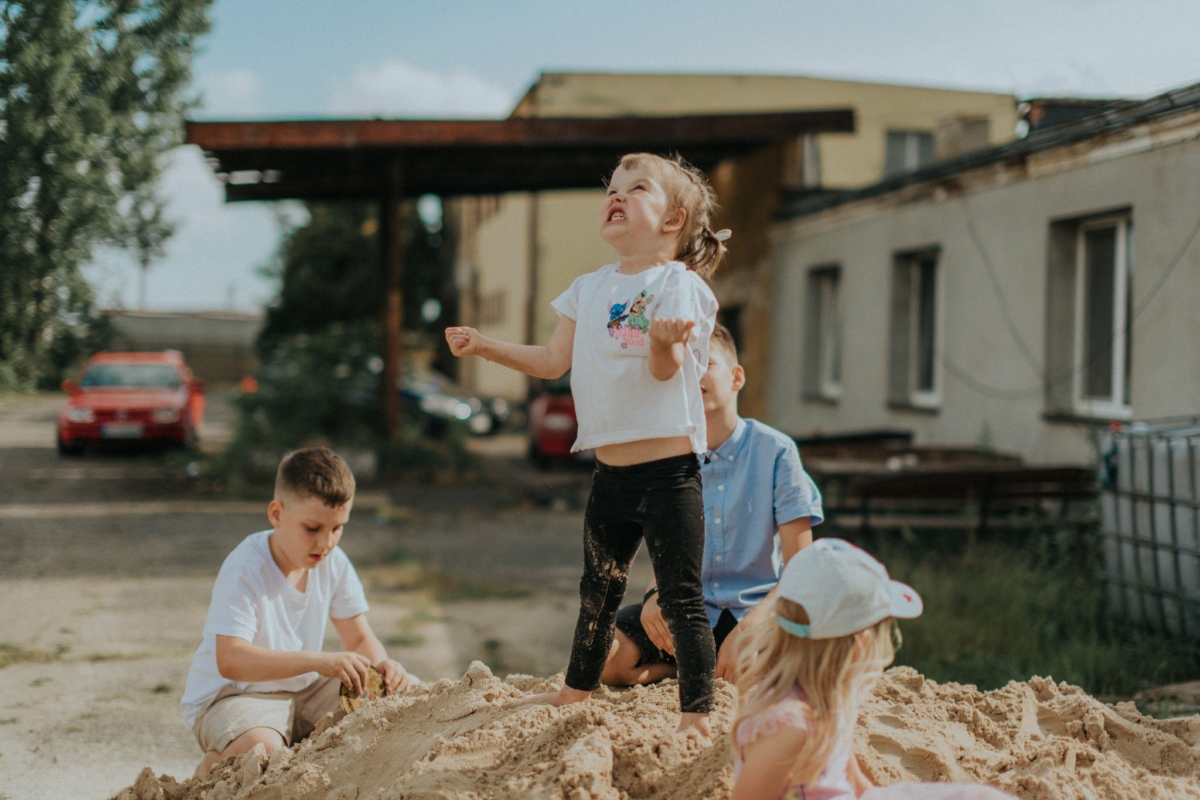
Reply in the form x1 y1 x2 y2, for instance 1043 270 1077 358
186 109 853 152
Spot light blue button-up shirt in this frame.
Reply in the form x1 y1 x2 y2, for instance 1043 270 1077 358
700 417 824 626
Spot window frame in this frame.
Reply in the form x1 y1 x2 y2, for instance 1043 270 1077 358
806 265 842 402
884 130 935 177
1071 214 1132 419
906 251 942 409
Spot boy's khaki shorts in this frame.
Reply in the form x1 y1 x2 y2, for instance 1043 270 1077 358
193 677 346 754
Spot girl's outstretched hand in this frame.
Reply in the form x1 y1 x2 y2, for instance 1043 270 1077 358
446 326 483 357
649 317 694 347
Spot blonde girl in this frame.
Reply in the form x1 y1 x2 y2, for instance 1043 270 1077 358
732 538 1012 800
446 153 729 739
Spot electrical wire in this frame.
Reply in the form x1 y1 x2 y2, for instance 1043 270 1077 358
941 198 1200 403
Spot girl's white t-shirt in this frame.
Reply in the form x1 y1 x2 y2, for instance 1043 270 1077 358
180 530 369 726
551 261 718 454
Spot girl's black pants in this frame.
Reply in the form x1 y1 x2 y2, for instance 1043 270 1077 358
564 453 715 713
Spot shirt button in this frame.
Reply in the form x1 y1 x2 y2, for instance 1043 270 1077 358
714 518 721 524
715 555 723 562
714 581 720 588
717 484 725 491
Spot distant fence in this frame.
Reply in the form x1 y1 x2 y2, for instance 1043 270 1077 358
106 310 263 382
1096 418 1200 639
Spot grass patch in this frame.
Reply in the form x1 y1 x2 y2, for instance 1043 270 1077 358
867 531 1200 697
385 633 425 648
428 574 532 602
0 717 16 725
86 652 129 662
0 643 64 669
358 561 531 602
151 683 172 694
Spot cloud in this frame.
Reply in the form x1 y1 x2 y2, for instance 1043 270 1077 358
328 60 515 118
84 146 307 313
195 69 264 118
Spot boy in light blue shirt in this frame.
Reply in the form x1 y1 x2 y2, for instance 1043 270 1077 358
601 324 823 686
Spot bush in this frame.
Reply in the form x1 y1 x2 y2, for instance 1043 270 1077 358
221 321 473 490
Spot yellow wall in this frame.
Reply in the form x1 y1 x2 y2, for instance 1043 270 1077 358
515 73 1018 187
457 73 1018 415
453 195 531 400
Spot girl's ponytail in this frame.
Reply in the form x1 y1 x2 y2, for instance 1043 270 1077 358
679 225 731 279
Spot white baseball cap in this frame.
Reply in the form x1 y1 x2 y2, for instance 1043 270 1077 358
775 538 923 639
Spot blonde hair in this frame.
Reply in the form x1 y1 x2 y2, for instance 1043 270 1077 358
611 153 728 278
732 598 899 787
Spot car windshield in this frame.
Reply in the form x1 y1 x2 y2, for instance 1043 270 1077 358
80 364 183 389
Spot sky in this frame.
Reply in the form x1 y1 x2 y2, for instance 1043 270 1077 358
85 0 1200 313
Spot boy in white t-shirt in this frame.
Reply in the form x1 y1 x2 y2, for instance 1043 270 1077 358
181 447 412 778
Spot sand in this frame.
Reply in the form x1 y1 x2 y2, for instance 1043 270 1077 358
113 664 1200 800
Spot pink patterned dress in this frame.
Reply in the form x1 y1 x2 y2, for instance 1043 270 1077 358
733 689 1012 800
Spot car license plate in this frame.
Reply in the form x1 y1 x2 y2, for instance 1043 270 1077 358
101 422 144 439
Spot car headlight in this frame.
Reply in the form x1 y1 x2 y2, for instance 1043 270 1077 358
453 402 473 421
152 408 181 424
65 407 94 423
468 413 493 434
543 413 575 432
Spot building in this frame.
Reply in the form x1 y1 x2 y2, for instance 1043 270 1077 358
768 81 1200 465
106 310 263 382
452 72 1020 413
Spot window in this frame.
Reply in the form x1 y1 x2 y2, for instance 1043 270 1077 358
784 134 823 189
887 249 941 410
803 266 842 401
1045 212 1133 418
1074 217 1132 415
884 130 935 177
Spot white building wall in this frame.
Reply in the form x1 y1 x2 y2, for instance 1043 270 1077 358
769 132 1200 465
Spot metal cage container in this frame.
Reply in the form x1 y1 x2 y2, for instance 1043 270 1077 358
1096 418 1200 639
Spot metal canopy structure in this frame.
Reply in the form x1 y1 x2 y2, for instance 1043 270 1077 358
187 110 854 202
185 109 855 436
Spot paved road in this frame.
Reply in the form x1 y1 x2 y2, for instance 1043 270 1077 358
0 392 603 799
0 393 401 579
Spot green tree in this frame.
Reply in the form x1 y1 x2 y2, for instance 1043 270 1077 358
0 0 212 390
256 200 457 360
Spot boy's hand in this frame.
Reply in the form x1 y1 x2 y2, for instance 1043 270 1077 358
314 651 373 695
375 658 413 694
716 623 753 683
445 326 484 357
640 593 676 656
649 318 694 347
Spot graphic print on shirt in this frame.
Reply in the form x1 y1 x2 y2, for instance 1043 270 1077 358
607 290 654 349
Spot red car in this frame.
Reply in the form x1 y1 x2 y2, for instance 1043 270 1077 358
528 372 582 466
57 351 206 455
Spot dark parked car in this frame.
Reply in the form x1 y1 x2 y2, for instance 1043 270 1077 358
401 368 511 437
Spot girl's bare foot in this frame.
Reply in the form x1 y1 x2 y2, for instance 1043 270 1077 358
516 685 593 707
677 711 712 744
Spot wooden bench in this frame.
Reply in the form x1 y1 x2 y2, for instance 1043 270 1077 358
810 463 1096 535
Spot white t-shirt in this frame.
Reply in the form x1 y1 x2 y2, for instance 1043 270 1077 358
180 530 370 726
552 261 718 454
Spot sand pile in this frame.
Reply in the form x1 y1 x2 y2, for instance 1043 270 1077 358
114 664 1200 800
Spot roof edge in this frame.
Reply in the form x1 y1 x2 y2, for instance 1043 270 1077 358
778 80 1200 220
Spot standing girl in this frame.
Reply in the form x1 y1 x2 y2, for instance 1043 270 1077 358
732 538 1012 799
446 153 727 739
